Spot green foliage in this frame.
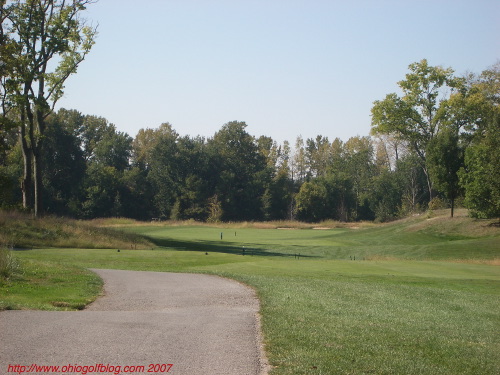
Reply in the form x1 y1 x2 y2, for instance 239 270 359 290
82 164 121 218
427 129 464 216
0 138 22 209
371 59 464 202
295 178 329 222
460 128 500 218
147 125 179 218
119 167 154 220
206 194 223 223
209 121 268 221
296 173 355 222
305 135 331 177
428 196 447 211
395 153 428 215
93 127 132 171
457 64 500 218
41 114 86 215
370 169 402 222
344 136 376 219
1 0 97 216
262 168 293 220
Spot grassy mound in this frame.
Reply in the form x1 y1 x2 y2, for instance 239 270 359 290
0 211 154 250
405 208 499 238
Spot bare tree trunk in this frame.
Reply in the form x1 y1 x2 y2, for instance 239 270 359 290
33 97 46 217
33 147 43 217
422 165 434 203
19 123 32 211
20 147 32 210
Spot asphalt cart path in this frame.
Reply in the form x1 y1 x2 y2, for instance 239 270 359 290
0 269 268 375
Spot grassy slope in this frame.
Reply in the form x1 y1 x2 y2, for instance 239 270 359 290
1 210 499 374
122 209 499 262
0 211 153 249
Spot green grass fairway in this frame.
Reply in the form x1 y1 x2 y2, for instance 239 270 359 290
1 213 499 374
124 219 499 261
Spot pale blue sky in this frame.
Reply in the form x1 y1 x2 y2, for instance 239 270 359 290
57 0 500 144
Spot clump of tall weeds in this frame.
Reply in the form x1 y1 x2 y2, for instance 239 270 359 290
0 211 154 249
0 245 20 280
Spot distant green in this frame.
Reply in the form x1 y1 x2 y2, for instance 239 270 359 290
124 221 499 261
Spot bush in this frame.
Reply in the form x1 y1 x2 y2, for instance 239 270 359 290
428 197 447 211
0 246 20 279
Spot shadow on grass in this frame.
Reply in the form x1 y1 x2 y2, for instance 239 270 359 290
12 247 34 251
144 236 318 258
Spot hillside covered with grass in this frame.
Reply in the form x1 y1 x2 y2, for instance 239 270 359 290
118 209 499 263
0 211 154 250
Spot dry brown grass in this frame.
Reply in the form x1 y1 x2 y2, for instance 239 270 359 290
449 258 500 266
404 209 499 238
95 218 378 230
364 255 401 261
0 211 153 249
96 218 321 229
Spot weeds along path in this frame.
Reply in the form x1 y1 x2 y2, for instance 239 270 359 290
0 269 268 375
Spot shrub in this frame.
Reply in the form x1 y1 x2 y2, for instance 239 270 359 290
428 197 447 211
0 246 20 279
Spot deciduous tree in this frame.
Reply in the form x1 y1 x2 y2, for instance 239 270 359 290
1 0 96 216
371 59 463 203
427 128 464 217
208 121 267 221
457 63 500 218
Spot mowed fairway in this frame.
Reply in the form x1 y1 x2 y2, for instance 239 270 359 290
2 214 499 374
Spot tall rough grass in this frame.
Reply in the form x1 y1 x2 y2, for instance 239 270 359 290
102 218 373 230
407 208 500 237
0 211 153 249
0 246 19 279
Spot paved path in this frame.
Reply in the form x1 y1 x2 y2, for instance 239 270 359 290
0 269 268 375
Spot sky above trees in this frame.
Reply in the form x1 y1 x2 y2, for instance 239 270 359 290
56 0 499 143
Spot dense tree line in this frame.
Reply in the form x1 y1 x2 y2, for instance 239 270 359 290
1 60 498 221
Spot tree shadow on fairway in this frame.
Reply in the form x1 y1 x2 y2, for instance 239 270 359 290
143 236 317 258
